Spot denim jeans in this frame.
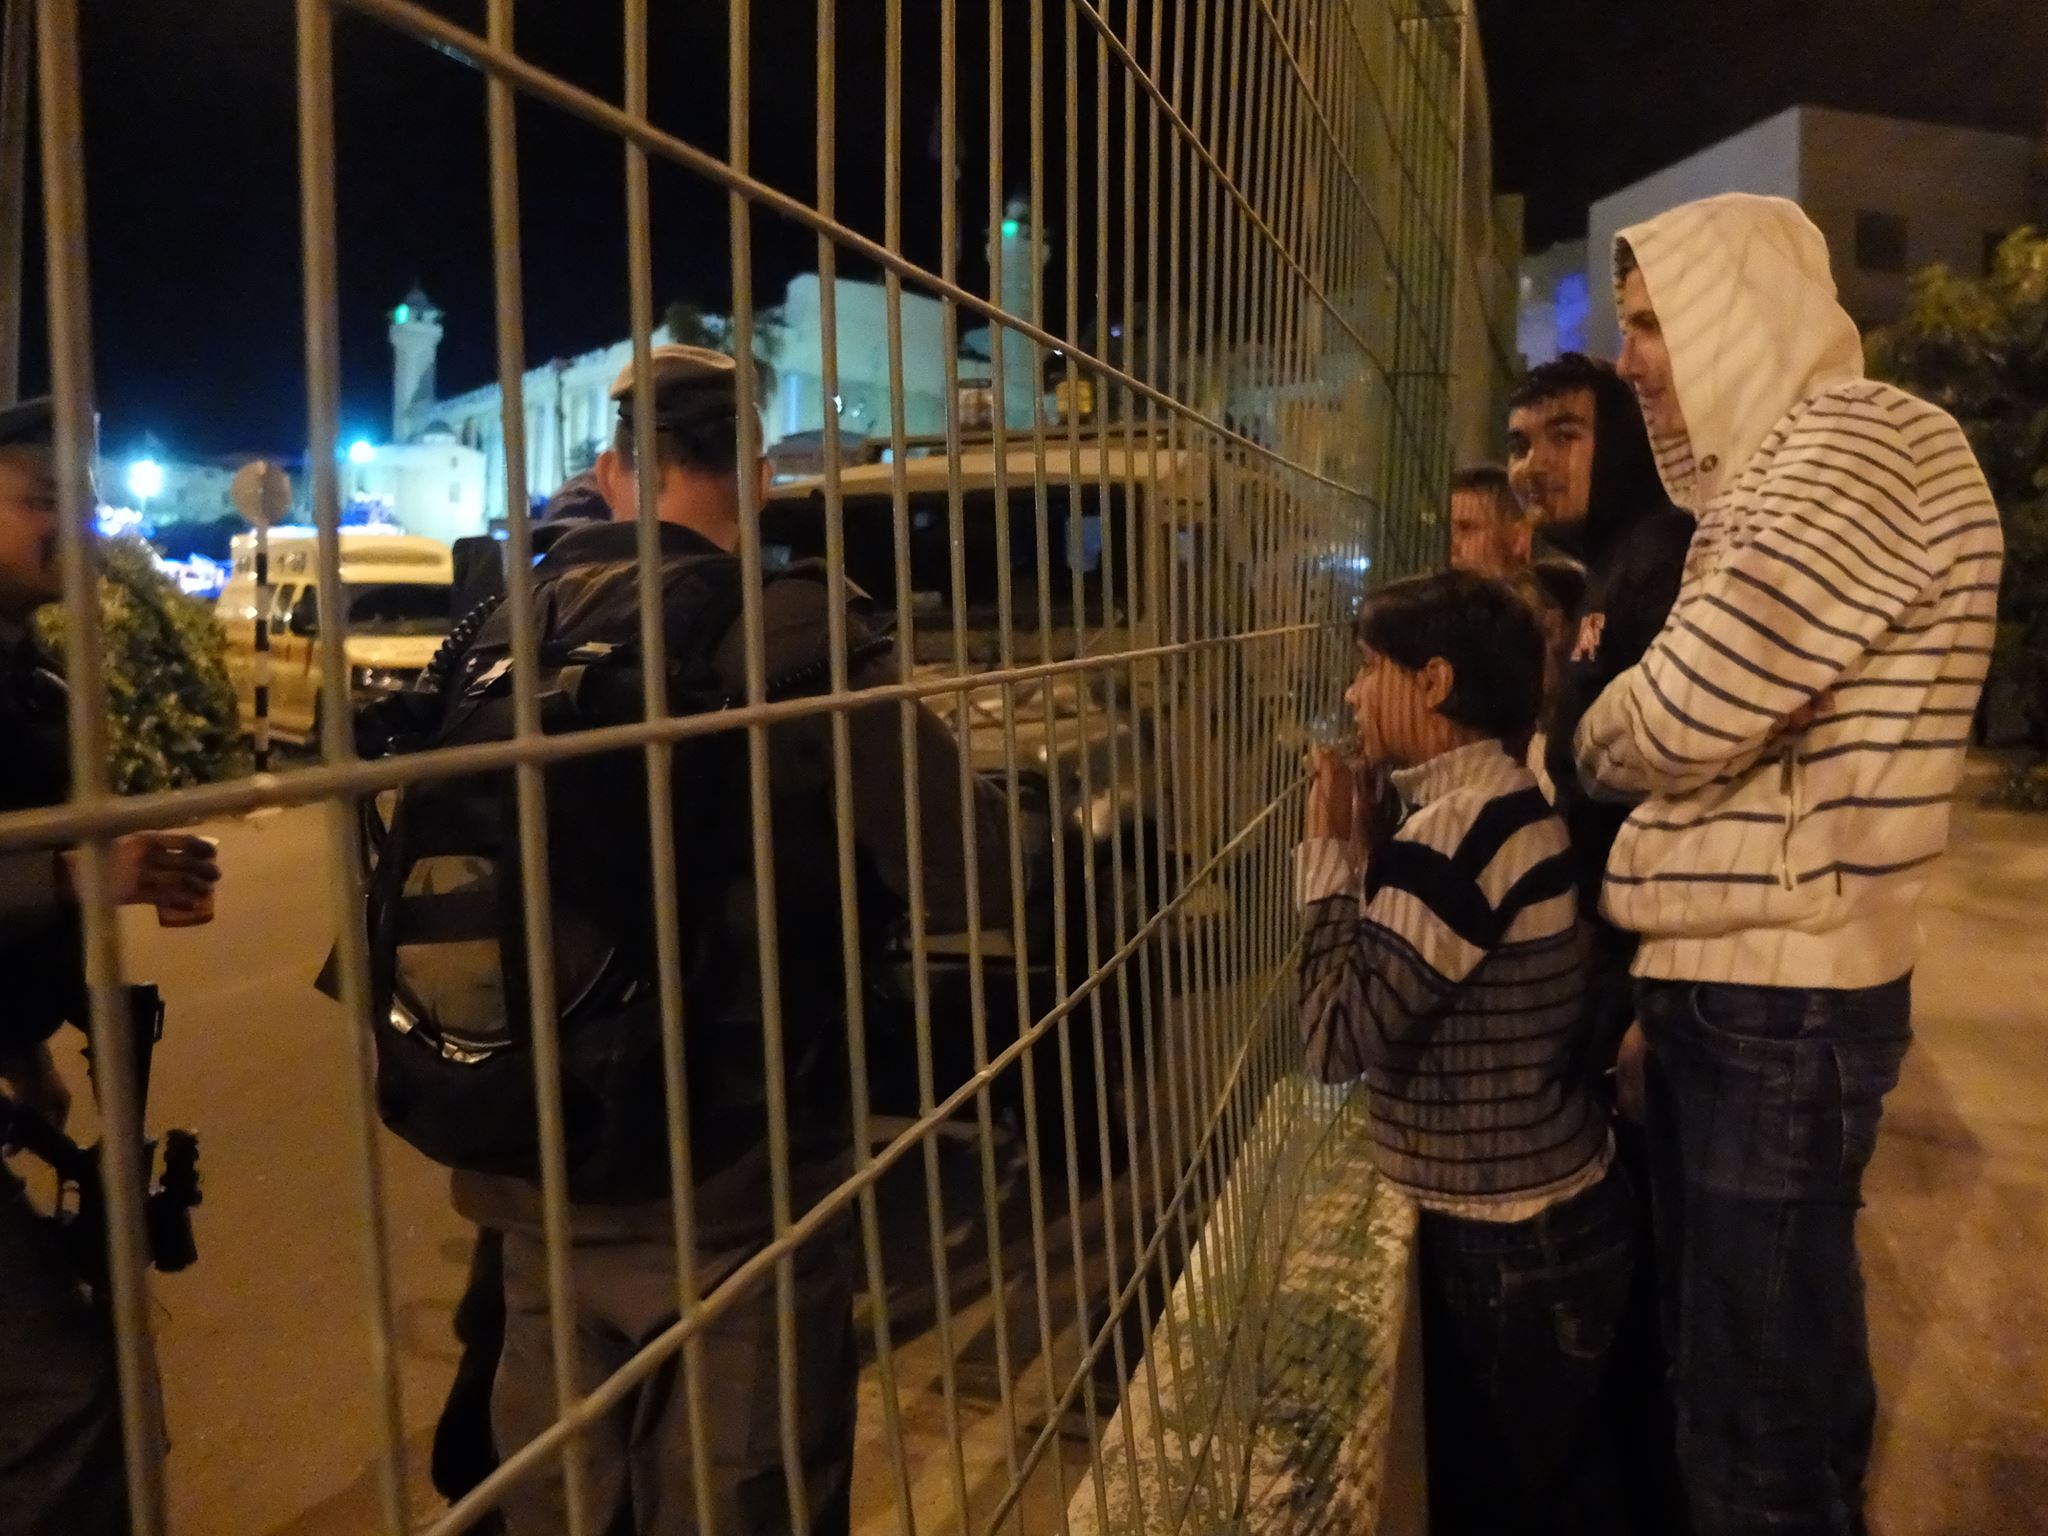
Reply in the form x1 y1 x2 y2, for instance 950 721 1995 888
1416 1164 1636 1536
1636 976 1912 1536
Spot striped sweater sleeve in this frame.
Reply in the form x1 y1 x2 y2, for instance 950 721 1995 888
1577 396 1937 796
1297 794 1520 1084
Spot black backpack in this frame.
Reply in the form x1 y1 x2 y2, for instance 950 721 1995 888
357 547 839 1202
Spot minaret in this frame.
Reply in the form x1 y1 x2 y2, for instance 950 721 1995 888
987 194 1049 428
388 285 444 443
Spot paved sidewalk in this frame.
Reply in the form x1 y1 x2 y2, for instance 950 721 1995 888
1864 766 2048 1534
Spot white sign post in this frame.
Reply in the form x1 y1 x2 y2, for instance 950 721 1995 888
229 461 292 774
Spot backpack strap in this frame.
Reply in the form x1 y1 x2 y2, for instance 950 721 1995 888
708 562 895 703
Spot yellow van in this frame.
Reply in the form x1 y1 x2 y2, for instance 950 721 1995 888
217 529 455 744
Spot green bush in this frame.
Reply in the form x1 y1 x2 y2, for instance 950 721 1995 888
36 536 248 793
1867 228 2048 760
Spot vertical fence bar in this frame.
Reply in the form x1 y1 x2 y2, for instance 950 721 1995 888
295 3 412 1529
482 0 593 1525
35 4 163 1530
934 0 1015 1522
983 1 1079 1523
821 4 924 1531
619 2 722 1529
0 0 29 406
721 2 818 1525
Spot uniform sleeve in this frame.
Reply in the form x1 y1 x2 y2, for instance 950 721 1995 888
740 570 1018 935
0 848 66 941
842 669 1014 933
1578 407 1934 796
1296 809 1493 1084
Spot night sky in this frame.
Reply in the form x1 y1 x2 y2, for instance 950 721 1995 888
11 0 2044 457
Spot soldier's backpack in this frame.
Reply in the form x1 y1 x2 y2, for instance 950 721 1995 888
358 545 833 1202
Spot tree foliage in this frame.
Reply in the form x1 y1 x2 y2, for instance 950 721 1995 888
1867 228 2048 772
36 537 248 794
661 298 785 398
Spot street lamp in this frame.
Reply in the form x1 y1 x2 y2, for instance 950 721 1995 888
128 457 163 518
348 438 376 465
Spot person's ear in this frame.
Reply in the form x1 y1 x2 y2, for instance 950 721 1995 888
1419 656 1455 713
595 448 632 520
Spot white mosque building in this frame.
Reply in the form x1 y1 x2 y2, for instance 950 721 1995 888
390 201 1051 530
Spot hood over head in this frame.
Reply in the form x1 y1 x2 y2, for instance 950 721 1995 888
1615 194 1863 509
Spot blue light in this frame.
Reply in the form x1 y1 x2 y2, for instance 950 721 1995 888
127 458 164 500
394 303 411 324
1001 218 1021 239
348 439 377 465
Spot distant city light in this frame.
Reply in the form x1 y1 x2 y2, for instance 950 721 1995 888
127 458 164 500
348 439 377 464
1001 218 1021 238
1110 324 1123 339
96 504 145 539
394 303 411 324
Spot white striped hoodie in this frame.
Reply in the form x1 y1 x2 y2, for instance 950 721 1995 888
1574 194 2003 989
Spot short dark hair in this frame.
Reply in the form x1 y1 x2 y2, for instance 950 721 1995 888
1353 570 1545 742
612 380 741 478
1449 463 1520 522
1613 238 1639 283
1508 351 1615 415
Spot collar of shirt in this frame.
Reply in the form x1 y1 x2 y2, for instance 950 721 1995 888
1388 737 1519 813
538 518 727 573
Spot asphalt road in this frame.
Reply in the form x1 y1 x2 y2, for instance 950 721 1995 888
38 802 1152 1535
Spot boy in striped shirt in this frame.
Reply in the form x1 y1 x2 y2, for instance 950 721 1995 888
1575 194 2002 1536
1299 570 1631 1535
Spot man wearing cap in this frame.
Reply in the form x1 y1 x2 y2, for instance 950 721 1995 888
461 348 1014 1535
0 397 221 1532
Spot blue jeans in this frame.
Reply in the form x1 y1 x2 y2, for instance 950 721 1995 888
1636 977 1912 1536
1417 1165 1636 1536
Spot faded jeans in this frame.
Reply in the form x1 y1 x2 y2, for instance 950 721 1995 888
1636 976 1912 1536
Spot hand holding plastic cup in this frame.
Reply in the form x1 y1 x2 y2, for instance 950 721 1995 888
152 834 221 929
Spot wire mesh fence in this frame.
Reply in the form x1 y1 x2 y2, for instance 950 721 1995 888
5 0 1483 1530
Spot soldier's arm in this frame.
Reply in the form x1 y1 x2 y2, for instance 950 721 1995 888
842 662 1013 933
0 848 66 940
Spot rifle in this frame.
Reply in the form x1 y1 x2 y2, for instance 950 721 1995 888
0 984 201 1293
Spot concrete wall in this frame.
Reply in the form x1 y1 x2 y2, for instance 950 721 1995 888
431 331 672 526
339 440 487 547
1448 21 1520 470
1582 106 2036 354
1797 106 2034 331
1584 107 1805 355
769 273 955 443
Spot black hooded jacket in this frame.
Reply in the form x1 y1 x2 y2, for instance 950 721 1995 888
1539 364 1696 930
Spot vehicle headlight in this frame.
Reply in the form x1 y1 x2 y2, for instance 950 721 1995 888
350 666 412 693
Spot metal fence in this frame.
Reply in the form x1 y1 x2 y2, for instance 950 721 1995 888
7 0 1480 1529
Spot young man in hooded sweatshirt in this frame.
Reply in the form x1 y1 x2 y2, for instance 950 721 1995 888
1574 194 2003 1535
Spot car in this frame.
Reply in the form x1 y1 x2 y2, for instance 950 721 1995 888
217 530 455 745
762 425 1290 1174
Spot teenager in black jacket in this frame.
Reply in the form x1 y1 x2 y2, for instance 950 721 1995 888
1507 352 1695 1535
